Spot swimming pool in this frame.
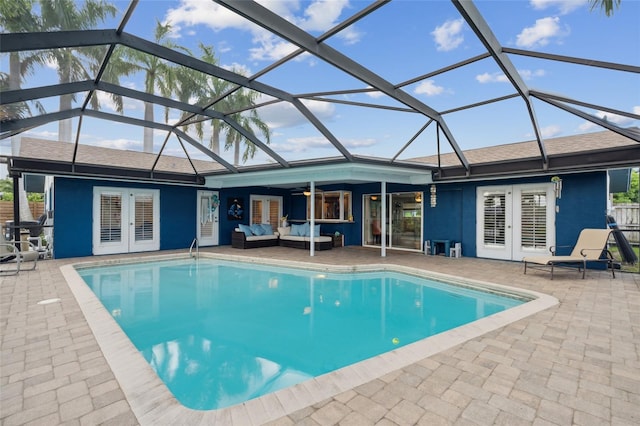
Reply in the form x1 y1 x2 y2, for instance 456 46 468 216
77 257 526 410
62 253 557 424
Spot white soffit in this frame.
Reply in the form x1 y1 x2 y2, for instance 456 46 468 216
205 163 433 189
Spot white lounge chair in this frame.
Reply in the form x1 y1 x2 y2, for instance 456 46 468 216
0 242 39 275
523 229 616 280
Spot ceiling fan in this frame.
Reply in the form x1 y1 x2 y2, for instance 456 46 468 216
291 186 323 196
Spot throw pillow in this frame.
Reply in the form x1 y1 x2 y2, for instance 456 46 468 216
301 222 310 237
238 224 253 237
250 223 266 236
291 223 304 236
260 223 274 235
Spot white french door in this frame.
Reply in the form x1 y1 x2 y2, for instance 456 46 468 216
197 191 219 246
249 195 282 226
476 184 555 261
93 187 160 255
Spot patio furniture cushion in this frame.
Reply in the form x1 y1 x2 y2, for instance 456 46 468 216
238 224 253 237
250 223 266 236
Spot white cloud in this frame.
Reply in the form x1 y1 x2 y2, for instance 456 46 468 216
414 80 445 96
529 0 587 15
165 0 252 33
95 91 118 112
364 86 384 99
297 0 348 32
476 69 545 83
578 109 638 131
337 27 364 45
432 18 465 52
540 125 562 138
24 130 58 139
273 135 376 154
248 33 299 61
342 138 377 148
516 17 568 48
476 72 509 84
92 138 142 151
258 98 336 129
165 0 358 61
519 69 546 80
223 62 252 77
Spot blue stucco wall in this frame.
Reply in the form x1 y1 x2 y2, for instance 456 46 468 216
217 187 291 245
53 178 199 258
53 171 607 260
422 172 608 257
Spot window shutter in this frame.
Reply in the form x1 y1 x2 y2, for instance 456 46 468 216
483 193 505 246
268 199 279 225
100 193 122 243
520 191 547 249
251 199 262 224
134 194 154 241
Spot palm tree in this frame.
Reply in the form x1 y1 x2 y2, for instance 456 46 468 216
0 0 46 222
0 72 45 122
197 44 271 165
125 20 189 153
172 58 207 138
38 0 120 143
226 94 271 165
589 0 621 16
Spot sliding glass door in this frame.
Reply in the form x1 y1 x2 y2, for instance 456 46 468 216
363 192 423 251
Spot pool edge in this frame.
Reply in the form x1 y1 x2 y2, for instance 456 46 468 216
60 253 558 426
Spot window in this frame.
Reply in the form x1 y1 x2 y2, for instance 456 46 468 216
250 195 282 225
306 191 352 221
100 193 122 243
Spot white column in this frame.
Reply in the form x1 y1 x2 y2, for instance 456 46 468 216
310 181 315 257
381 181 387 257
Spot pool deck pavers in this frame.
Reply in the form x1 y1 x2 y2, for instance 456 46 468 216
1 246 639 425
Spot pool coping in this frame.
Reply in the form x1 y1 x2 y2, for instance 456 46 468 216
60 252 558 425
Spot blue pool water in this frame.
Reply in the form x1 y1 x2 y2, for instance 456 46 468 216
77 258 526 411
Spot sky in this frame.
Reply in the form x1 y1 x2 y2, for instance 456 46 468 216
1 0 639 170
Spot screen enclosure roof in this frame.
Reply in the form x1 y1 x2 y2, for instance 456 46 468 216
1 0 639 187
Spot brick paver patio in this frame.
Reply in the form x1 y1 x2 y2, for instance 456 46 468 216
1 246 638 425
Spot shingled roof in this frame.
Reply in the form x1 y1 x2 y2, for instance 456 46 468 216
13 129 639 185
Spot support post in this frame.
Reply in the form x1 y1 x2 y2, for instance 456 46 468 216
381 181 386 257
11 170 21 250
309 181 315 257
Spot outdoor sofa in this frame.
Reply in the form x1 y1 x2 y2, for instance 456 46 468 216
278 224 333 251
231 224 279 249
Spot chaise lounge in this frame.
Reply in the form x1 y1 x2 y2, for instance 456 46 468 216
522 228 617 279
0 242 39 275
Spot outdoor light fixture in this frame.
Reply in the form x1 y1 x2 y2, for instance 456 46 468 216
430 185 437 207
551 176 562 199
303 189 311 196
371 195 378 201
415 192 422 203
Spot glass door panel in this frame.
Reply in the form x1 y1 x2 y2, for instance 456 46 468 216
390 193 422 250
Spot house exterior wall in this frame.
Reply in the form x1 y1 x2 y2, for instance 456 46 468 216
423 172 607 258
51 171 607 260
53 178 199 258
53 178 291 258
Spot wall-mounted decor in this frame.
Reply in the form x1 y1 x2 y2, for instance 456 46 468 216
227 197 244 221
